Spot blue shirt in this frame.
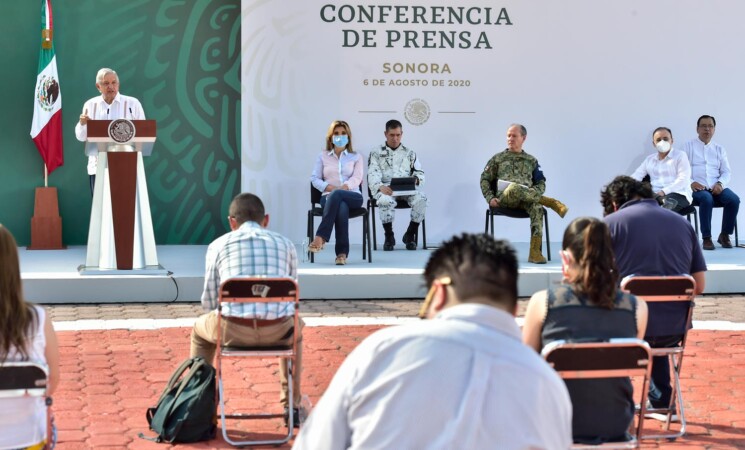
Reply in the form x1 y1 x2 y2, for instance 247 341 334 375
201 221 298 318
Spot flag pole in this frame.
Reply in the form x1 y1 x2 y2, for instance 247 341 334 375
44 163 48 187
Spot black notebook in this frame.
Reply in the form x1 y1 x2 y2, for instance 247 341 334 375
390 177 417 196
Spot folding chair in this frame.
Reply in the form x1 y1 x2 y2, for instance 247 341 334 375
368 187 428 250
542 338 653 449
0 362 52 450
485 206 551 261
308 183 371 263
215 277 300 446
620 275 696 441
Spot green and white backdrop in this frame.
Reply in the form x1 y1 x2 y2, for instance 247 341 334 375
2 1 744 247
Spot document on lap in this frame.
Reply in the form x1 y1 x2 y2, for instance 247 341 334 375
498 179 528 192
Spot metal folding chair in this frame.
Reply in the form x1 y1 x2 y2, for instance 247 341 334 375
215 277 300 446
0 362 52 450
543 338 653 449
620 275 696 441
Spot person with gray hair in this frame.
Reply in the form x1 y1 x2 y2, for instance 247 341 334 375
294 234 572 449
480 124 568 264
74 68 145 195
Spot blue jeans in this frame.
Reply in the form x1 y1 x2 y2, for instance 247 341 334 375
316 190 363 256
692 188 740 239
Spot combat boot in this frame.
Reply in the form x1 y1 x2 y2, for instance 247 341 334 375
402 221 419 250
539 196 568 218
383 222 395 251
528 236 547 264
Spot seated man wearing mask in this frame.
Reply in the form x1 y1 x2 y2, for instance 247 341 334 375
630 127 692 214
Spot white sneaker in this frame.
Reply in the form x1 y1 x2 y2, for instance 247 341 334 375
645 412 679 422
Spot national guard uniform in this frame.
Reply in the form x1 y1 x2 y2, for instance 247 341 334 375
368 144 427 250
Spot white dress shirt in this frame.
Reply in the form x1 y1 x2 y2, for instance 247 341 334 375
631 148 692 202
294 303 573 450
74 93 145 175
681 138 732 189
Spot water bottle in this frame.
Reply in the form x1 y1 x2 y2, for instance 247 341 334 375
301 237 309 263
299 394 312 423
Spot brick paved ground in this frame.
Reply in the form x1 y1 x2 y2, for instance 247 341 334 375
45 294 745 323
43 295 745 449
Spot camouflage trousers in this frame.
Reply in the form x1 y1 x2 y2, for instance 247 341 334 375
374 191 428 224
499 184 544 237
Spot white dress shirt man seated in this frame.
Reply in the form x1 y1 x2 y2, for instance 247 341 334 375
631 126 692 214
294 233 572 450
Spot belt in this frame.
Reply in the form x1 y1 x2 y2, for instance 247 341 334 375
223 316 288 327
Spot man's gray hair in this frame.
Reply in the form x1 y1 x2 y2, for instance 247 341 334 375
96 68 118 84
510 123 527 137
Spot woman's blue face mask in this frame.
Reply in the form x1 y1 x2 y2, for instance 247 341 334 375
333 135 349 148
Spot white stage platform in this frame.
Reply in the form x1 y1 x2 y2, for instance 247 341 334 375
19 243 745 303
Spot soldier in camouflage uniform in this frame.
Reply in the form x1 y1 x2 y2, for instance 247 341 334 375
480 124 568 264
368 120 427 250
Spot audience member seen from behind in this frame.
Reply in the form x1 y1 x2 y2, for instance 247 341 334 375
294 234 572 449
601 175 706 417
0 224 60 449
523 217 648 444
309 120 364 265
190 193 304 425
630 127 692 213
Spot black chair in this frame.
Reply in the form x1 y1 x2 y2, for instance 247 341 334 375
620 275 697 441
543 338 653 449
367 187 427 250
688 202 739 246
0 362 52 449
485 206 551 261
679 205 699 237
307 184 371 263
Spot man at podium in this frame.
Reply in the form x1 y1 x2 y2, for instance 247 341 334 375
73 67 158 272
75 68 145 195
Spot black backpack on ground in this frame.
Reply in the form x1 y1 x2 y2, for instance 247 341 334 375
140 356 217 443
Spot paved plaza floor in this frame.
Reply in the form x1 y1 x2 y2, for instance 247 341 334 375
45 295 745 449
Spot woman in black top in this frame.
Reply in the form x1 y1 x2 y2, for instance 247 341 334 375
523 217 648 444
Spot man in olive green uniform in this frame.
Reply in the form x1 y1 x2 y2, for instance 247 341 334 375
480 124 568 264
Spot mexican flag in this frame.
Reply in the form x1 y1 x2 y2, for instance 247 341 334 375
30 0 63 175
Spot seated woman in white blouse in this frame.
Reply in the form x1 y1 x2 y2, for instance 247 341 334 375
0 224 60 449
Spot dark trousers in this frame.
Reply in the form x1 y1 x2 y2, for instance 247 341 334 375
692 188 740 238
316 190 362 256
645 335 682 408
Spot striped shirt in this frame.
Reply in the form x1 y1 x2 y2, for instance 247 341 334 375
201 221 298 318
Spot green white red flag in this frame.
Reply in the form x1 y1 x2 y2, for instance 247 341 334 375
30 0 63 174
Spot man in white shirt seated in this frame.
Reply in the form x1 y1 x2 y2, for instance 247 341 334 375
631 127 692 214
682 115 740 250
294 233 573 450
